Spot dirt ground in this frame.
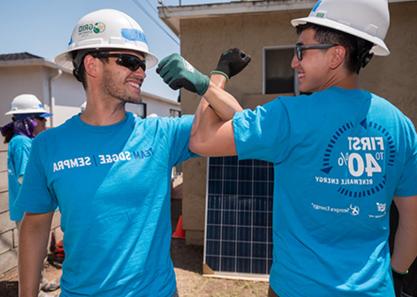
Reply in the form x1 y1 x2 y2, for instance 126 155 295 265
0 239 268 297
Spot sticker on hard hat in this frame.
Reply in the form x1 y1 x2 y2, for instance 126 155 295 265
312 0 322 12
121 28 148 44
78 22 106 35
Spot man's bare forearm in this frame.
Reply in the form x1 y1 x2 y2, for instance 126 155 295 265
191 74 226 136
391 196 417 272
203 80 242 120
19 212 53 297
190 75 240 156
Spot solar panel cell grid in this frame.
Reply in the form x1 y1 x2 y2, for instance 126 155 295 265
204 156 274 277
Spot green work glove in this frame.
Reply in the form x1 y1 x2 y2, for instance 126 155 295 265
157 53 210 96
211 48 251 79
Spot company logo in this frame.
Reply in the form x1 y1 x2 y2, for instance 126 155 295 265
376 202 386 212
78 22 106 35
349 205 360 216
311 202 360 217
316 119 396 198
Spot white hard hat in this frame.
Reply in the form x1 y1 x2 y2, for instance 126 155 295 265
5 94 51 116
291 0 390 56
147 113 158 118
55 9 158 70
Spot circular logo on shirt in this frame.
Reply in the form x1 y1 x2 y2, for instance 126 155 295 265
316 119 395 197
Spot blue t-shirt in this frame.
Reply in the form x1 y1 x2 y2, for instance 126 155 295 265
233 87 417 297
16 112 194 297
7 134 32 221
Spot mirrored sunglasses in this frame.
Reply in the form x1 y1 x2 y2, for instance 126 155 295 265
94 52 146 72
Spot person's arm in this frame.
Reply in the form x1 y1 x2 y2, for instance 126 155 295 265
19 212 53 297
391 195 417 272
157 50 250 156
190 83 238 156
192 74 228 135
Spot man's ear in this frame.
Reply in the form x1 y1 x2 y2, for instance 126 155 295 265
329 45 346 70
83 54 99 79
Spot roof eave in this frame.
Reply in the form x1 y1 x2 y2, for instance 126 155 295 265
0 59 72 74
158 0 417 37
158 0 317 36
0 59 57 68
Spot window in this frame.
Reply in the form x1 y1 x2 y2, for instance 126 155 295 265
169 109 181 117
126 102 146 118
264 47 296 94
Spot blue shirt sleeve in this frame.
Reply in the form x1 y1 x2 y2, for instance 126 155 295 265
232 98 291 163
12 136 32 178
15 136 58 213
395 119 417 197
168 115 197 166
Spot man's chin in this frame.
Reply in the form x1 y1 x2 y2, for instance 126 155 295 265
124 96 142 104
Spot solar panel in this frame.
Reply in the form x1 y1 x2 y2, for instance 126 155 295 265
203 156 274 279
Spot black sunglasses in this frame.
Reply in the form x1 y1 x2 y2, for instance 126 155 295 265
294 42 338 61
93 52 146 72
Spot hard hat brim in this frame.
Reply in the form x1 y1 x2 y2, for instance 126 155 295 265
291 16 390 56
5 109 51 116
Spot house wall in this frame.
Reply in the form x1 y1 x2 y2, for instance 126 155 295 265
142 96 181 117
180 2 417 245
0 66 49 127
51 71 86 126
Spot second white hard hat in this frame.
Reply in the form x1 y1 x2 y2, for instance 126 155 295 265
5 94 51 116
55 9 158 70
291 0 390 56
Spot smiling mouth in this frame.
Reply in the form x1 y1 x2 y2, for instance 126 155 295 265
297 72 305 80
127 81 142 90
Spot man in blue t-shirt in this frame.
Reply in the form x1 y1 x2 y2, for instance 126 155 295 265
16 9 249 297
157 1 417 296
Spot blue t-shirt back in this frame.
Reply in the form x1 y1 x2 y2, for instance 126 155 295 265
16 112 194 297
7 134 32 221
233 87 417 297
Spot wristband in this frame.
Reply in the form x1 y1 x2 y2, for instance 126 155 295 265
210 70 229 80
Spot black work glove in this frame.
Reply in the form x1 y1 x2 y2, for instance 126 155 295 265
392 268 406 296
210 48 251 79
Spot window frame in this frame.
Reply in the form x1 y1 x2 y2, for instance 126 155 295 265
262 45 299 95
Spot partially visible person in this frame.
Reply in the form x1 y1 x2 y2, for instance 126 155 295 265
157 0 417 296
1 94 51 227
1 94 59 297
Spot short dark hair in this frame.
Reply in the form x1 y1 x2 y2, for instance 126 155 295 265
296 23 374 73
72 50 89 89
71 50 110 90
